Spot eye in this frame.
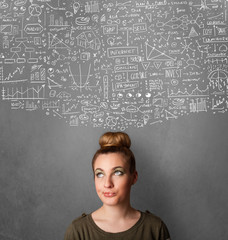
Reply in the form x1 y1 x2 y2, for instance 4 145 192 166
96 172 104 178
114 170 124 176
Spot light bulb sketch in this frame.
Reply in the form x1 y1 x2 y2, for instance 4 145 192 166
73 1 80 14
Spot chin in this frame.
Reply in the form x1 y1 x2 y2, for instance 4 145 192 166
98 196 116 205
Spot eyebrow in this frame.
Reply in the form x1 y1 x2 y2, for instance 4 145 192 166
94 166 125 172
94 168 103 173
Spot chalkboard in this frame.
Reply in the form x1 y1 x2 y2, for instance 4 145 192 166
1 0 228 129
1 1 228 240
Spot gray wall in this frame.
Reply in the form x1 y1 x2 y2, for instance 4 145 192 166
1 101 228 240
1 1 228 240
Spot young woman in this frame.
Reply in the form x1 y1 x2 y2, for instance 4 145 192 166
64 132 171 240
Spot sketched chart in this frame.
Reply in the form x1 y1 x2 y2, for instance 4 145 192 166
1 0 228 129
2 85 45 100
68 63 95 91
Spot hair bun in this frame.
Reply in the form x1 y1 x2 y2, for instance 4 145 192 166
99 132 131 149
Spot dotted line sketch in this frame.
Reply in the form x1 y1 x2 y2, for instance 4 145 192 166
1 0 228 129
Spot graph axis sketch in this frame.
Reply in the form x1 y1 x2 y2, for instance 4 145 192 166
1 0 228 129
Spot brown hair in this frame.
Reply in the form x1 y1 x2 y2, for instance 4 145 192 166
92 132 136 174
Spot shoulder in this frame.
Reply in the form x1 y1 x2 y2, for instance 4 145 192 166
66 213 89 232
142 210 170 231
64 214 89 240
142 210 170 239
143 210 164 224
71 213 88 227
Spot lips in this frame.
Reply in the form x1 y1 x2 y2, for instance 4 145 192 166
103 192 116 197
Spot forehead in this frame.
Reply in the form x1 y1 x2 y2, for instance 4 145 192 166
94 153 127 170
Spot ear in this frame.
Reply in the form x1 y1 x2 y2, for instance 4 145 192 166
132 171 138 185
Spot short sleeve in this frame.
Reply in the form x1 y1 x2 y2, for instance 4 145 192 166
64 223 76 240
64 214 88 240
160 221 171 240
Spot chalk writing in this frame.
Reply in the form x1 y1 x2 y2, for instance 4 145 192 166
0 0 228 129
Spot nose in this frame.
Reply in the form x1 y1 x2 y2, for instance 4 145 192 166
104 175 113 188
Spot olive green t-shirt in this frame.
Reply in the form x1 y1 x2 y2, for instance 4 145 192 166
64 211 170 240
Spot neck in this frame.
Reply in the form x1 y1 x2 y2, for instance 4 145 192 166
99 203 136 220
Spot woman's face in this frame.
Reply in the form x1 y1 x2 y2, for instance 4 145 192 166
93 153 137 207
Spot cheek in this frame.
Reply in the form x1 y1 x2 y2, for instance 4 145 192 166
118 179 132 191
94 180 102 193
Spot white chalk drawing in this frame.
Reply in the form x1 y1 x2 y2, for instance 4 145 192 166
0 0 228 129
